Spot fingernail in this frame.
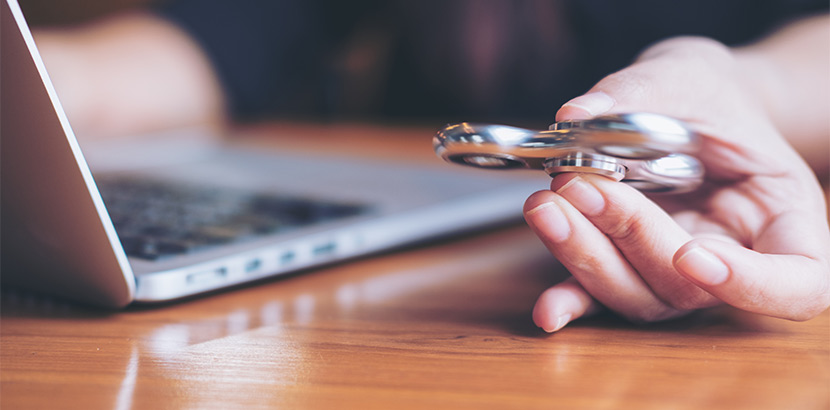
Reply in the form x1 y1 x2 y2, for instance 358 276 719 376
548 313 572 333
562 91 615 117
526 202 570 242
675 246 730 286
556 176 605 216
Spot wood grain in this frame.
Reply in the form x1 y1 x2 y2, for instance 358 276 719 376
2 124 828 409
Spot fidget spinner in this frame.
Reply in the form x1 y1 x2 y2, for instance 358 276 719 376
433 113 704 193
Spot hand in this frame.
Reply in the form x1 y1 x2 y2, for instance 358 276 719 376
524 36 830 332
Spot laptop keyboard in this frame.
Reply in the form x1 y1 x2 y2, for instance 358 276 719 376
96 177 370 261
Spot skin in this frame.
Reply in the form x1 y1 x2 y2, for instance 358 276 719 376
526 15 830 332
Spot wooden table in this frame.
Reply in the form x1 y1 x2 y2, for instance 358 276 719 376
2 124 828 409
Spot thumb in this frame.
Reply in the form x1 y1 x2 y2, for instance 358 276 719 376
554 36 802 179
556 37 738 122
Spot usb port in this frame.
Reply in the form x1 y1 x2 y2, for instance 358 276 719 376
187 267 228 286
312 241 337 256
244 258 262 273
279 250 296 265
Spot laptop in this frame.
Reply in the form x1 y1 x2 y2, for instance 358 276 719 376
1 0 547 308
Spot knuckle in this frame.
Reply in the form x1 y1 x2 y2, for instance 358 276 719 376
640 36 733 67
791 270 830 321
740 257 830 322
596 70 653 102
603 210 645 243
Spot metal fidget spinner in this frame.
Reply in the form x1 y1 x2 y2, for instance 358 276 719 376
433 112 704 193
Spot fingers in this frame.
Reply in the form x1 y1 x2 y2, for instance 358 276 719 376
524 187 686 323
535 172 830 322
532 277 603 333
526 169 830 324
550 173 721 310
674 216 830 321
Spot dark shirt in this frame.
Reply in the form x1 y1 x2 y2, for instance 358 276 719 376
157 0 828 124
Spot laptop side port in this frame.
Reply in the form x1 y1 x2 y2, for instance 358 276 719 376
244 258 262 274
279 250 296 266
312 241 337 257
186 267 228 286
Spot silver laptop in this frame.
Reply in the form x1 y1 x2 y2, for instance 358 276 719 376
1 0 547 308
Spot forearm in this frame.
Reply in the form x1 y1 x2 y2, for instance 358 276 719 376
34 12 226 140
733 14 830 176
